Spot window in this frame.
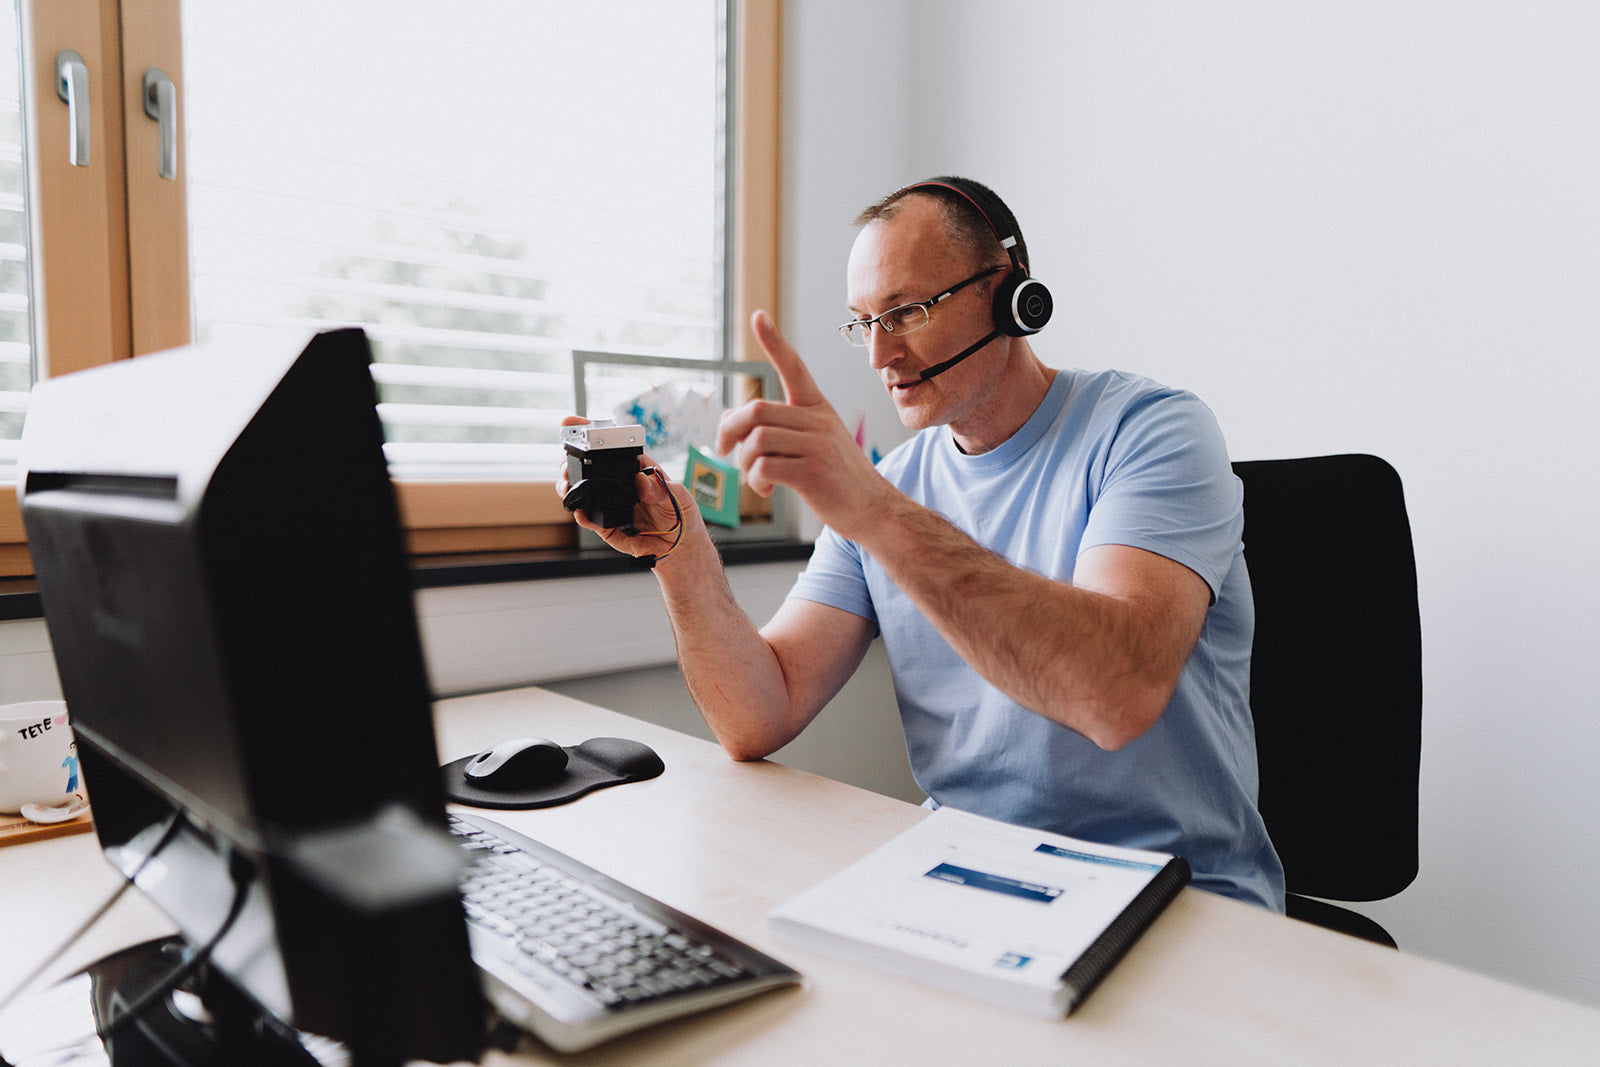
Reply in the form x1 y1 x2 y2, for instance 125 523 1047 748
0 1 30 478
1 0 780 573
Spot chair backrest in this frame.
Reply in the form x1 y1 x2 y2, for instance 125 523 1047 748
1233 454 1422 902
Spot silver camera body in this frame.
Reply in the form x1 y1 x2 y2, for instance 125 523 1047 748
561 421 646 530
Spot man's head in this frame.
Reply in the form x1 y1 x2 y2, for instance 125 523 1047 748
855 176 1032 279
844 178 1055 453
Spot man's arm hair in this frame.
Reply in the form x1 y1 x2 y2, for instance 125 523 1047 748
654 531 876 760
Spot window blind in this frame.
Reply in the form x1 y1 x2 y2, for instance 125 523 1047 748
0 2 32 481
182 0 729 482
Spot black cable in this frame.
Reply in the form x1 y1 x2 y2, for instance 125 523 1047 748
0 811 186 1018
95 848 256 1042
0 812 190 1067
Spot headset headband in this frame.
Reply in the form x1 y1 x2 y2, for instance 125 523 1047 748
906 179 1024 275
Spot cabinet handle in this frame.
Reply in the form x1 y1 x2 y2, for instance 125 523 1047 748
142 69 177 180
54 50 90 167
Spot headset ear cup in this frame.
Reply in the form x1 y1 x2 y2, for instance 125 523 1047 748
993 272 1053 336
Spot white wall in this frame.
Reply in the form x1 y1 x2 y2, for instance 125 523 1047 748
0 620 64 704
782 0 1600 1006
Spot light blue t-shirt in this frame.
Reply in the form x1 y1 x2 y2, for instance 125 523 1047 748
790 369 1285 911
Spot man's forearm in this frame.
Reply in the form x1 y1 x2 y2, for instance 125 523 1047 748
651 531 802 760
855 492 1201 749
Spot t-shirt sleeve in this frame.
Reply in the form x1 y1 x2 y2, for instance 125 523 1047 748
1079 390 1243 600
786 524 879 628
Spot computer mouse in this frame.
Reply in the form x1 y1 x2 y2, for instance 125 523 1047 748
462 737 569 789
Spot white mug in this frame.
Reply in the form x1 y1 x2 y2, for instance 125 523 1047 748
0 700 81 815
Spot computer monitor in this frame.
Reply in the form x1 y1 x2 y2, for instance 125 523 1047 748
17 329 485 1064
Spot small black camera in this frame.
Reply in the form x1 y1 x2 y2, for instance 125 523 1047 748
561 421 646 530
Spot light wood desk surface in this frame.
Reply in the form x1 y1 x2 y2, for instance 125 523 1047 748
6 685 1600 1064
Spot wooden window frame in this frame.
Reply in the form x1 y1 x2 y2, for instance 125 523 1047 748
2 0 781 575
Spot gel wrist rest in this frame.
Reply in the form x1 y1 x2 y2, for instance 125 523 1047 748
442 736 665 810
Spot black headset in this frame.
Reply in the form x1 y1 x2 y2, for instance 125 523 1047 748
906 178 1053 337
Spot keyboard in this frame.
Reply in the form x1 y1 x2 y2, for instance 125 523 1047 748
448 813 802 1053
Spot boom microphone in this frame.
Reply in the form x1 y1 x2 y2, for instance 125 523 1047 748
919 329 1001 381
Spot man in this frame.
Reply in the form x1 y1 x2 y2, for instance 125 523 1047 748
563 177 1284 910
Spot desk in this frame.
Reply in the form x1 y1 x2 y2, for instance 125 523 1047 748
6 686 1600 1064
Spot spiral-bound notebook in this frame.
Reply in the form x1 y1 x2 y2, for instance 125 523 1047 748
767 807 1188 1017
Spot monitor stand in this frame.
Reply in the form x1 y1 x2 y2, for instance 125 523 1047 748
0 937 328 1067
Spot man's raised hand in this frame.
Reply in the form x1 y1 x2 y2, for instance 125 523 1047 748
715 311 888 538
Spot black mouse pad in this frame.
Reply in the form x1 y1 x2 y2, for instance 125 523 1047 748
441 737 665 810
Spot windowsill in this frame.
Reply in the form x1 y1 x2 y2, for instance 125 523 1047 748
411 538 812 586
0 578 40 622
0 540 814 622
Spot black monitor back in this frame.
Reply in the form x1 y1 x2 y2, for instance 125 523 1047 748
18 329 483 1062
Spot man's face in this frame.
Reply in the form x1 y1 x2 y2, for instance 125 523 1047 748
844 198 1005 434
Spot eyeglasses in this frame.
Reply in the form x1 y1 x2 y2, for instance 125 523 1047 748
837 264 1004 347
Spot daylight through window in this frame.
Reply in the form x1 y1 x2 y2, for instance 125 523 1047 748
182 0 728 481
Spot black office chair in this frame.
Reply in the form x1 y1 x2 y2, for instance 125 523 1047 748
1233 454 1422 948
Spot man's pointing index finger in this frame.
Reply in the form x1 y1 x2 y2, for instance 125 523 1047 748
750 310 824 407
